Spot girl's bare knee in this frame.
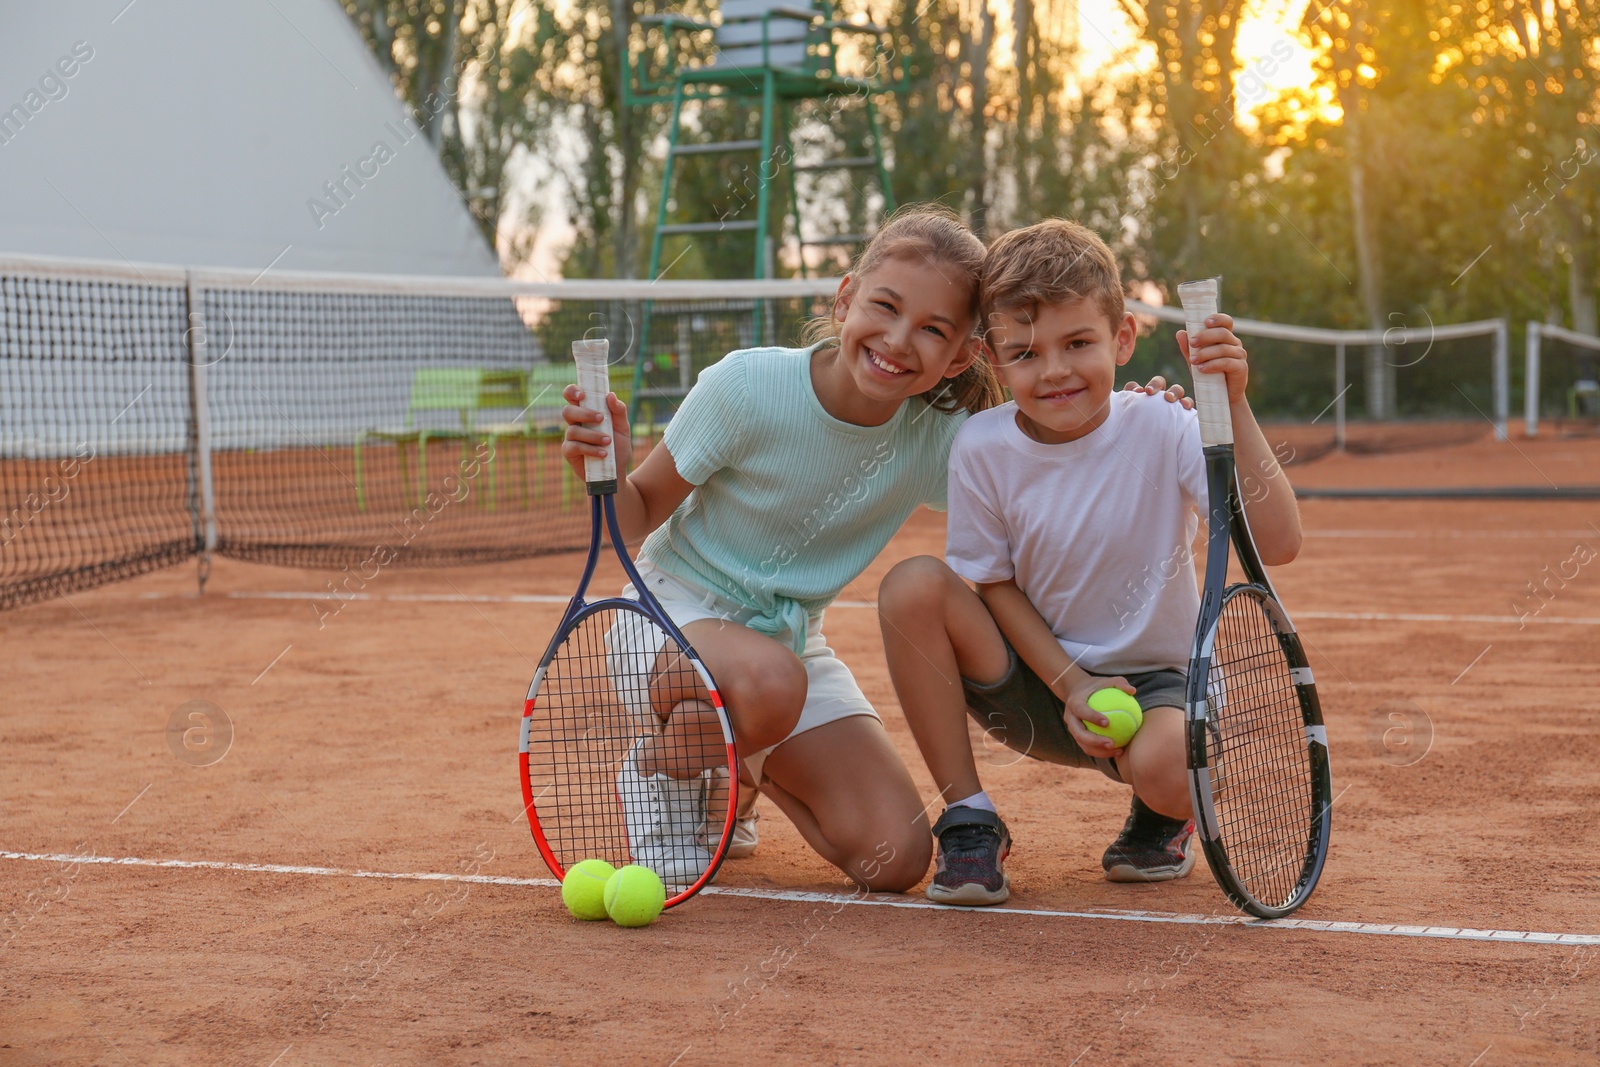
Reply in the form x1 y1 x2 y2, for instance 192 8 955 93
726 654 806 751
843 829 932 893
1125 709 1188 818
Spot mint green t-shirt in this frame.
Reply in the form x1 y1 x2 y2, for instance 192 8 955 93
639 344 967 651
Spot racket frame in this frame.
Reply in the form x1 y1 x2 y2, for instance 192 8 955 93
1185 451 1333 918
1179 279 1332 919
519 488 739 909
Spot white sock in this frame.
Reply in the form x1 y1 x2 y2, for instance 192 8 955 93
950 790 996 813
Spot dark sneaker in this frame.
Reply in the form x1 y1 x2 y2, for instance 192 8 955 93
928 806 1011 906
1102 795 1196 883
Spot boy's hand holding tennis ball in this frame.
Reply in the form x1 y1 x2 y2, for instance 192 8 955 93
1060 675 1143 758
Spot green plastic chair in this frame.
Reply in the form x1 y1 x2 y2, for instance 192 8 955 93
477 363 640 511
354 368 486 511
363 363 639 513
475 367 560 512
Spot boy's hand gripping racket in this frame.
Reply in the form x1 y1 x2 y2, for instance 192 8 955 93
519 338 738 905
1177 279 1333 919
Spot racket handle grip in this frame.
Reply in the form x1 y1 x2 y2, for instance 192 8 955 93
572 339 618 492
1176 277 1233 448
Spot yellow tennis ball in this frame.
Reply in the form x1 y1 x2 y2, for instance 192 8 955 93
604 864 666 928
1085 688 1144 748
561 858 617 921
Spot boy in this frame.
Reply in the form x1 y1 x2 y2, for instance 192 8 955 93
878 219 1302 905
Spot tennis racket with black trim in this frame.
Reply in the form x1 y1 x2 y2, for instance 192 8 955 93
519 338 737 906
1177 278 1332 919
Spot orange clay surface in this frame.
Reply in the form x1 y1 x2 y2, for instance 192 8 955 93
3 431 1599 1065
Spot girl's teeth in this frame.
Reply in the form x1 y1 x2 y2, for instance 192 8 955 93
869 351 905 374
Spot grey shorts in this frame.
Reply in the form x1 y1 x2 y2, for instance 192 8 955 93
961 643 1188 783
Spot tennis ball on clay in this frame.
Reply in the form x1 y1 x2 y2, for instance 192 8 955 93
561 858 617 921
604 864 666 928
1085 688 1144 748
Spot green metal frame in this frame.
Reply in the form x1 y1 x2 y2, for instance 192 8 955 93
624 2 906 427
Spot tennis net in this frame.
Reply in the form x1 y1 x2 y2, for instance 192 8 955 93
1 254 1515 611
1124 300 1509 464
0 255 832 611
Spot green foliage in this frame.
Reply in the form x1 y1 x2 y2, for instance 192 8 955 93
340 0 563 268
338 0 1600 417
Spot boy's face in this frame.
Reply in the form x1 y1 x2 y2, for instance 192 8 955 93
985 296 1137 444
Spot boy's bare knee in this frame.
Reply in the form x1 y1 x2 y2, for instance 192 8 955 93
1136 773 1192 820
879 556 955 621
1124 709 1189 818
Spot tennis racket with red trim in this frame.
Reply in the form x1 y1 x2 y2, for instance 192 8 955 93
1178 278 1332 919
519 338 737 906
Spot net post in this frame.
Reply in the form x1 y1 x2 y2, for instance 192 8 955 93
1525 322 1541 439
1334 343 1346 453
762 236 777 345
183 273 218 591
1493 318 1509 442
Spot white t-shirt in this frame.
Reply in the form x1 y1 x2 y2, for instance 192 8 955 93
946 390 1210 675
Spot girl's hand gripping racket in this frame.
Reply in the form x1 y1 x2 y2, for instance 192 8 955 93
519 338 738 905
1177 279 1333 919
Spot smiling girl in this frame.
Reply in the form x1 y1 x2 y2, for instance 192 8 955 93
561 205 1000 889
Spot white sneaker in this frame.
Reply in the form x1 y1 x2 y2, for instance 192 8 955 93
728 778 760 859
728 809 760 859
616 740 713 885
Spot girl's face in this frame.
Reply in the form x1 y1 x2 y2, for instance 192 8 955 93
831 256 978 406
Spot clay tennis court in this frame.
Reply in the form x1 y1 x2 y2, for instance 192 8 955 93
3 429 1598 1065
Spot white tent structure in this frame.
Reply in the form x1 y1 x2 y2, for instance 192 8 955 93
0 0 499 277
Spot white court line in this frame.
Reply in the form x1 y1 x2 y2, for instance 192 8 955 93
1298 610 1600 626
122 590 1600 626
131 590 888 610
3 849 1596 947
1306 529 1599 539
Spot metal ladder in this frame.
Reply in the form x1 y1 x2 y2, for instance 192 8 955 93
633 86 893 425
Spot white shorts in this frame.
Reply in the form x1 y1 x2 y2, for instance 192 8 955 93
617 563 879 779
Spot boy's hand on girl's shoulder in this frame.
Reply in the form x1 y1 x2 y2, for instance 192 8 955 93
1057 675 1134 761
1122 377 1193 409
1177 312 1250 404
561 383 633 480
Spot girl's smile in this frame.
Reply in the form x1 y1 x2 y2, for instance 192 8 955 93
864 346 911 376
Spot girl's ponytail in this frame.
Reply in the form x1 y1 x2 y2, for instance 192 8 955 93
925 355 1005 415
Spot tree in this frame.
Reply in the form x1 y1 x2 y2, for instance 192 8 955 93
1119 0 1251 280
1470 0 1600 333
341 0 559 269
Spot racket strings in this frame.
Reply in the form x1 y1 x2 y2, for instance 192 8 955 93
1205 592 1316 909
525 607 732 881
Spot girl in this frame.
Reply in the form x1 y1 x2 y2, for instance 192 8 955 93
561 205 999 890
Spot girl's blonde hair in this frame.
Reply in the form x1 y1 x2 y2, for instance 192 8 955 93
800 203 1003 415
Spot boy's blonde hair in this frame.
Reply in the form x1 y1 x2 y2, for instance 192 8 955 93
980 218 1125 332
802 203 1003 415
